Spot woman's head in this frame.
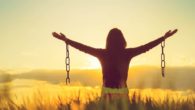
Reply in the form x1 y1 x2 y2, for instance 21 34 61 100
106 28 127 50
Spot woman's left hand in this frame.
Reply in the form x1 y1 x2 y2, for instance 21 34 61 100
164 29 178 39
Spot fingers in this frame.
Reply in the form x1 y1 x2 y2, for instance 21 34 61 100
60 33 68 42
60 33 66 37
168 29 178 36
52 32 65 38
52 32 60 37
172 29 178 34
166 29 178 35
52 32 64 40
164 29 177 39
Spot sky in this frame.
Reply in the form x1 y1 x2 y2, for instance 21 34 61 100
0 0 195 70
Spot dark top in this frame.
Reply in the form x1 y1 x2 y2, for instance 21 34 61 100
66 36 165 88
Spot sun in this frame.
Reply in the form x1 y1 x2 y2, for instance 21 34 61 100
88 57 101 69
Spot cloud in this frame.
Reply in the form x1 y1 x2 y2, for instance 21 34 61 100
0 66 195 90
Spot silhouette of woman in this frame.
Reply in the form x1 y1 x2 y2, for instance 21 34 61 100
52 28 177 101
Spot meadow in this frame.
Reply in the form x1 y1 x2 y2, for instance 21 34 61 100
0 67 195 110
0 82 195 110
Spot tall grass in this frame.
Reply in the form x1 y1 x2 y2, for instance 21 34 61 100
0 83 195 110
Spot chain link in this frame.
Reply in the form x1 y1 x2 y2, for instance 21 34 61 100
161 39 165 77
66 44 70 84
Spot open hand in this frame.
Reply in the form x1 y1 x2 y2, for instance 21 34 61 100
52 32 68 42
164 29 178 39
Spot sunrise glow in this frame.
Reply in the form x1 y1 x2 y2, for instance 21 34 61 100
0 0 194 69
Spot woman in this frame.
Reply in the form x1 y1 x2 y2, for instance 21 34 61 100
52 28 177 101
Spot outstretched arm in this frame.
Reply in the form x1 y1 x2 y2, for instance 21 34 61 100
52 32 101 57
127 29 178 57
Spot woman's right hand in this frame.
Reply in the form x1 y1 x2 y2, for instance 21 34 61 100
52 32 68 42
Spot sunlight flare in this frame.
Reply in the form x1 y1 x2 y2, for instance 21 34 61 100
88 57 101 69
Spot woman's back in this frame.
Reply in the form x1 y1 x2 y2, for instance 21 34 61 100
98 49 132 88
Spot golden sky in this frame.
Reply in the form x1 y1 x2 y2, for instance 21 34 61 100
0 0 195 69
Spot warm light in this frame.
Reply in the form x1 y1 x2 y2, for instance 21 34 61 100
88 57 101 69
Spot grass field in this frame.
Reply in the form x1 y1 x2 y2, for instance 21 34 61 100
0 82 195 110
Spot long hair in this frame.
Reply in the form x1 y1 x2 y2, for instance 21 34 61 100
106 28 127 50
